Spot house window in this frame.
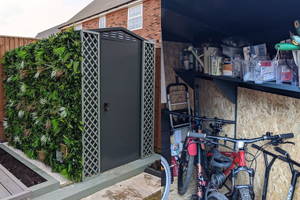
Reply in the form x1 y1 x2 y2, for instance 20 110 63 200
99 17 106 28
128 4 143 31
75 24 82 30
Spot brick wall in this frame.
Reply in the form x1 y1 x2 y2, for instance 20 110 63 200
106 8 128 28
79 0 161 48
133 0 161 48
82 18 99 29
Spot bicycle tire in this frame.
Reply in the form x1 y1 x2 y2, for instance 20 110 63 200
237 188 252 200
161 156 171 200
207 192 229 200
177 150 194 195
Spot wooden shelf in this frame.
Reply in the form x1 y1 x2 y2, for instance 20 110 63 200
175 69 300 103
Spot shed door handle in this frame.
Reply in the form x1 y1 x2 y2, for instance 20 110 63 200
104 102 110 112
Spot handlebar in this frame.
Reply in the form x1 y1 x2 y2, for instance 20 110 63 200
188 132 206 139
187 132 294 147
278 133 294 139
252 144 300 168
275 147 288 156
164 110 235 124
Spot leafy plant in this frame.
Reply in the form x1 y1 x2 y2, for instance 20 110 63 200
2 29 83 181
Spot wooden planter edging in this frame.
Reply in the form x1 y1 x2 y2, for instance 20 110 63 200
0 144 60 199
0 164 31 200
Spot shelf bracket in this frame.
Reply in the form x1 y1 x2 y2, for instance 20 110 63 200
174 70 195 89
213 78 237 104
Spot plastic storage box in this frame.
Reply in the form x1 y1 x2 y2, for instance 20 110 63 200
221 45 243 57
242 60 276 84
254 60 275 84
242 60 257 82
232 56 243 78
276 59 298 86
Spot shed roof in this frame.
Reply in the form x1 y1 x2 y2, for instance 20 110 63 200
89 27 146 41
60 0 135 28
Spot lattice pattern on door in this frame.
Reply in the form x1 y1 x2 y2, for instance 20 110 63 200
81 30 100 181
141 41 156 158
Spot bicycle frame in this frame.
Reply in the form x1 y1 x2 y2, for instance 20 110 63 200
207 150 255 199
184 134 255 200
184 135 255 200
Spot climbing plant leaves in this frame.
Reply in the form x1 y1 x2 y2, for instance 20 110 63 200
2 29 83 181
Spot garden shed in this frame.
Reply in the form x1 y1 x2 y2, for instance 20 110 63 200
81 27 156 180
161 1 300 199
2 27 156 183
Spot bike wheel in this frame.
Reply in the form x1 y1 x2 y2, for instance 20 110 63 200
207 192 229 200
177 150 194 195
161 157 171 200
237 188 252 200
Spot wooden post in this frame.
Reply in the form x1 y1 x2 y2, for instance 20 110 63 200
154 48 161 152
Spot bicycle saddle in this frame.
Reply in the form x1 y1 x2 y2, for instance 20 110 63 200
210 148 232 168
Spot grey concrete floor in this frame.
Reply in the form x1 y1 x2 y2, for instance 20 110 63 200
168 168 197 200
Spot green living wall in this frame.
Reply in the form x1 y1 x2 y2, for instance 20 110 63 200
2 29 83 181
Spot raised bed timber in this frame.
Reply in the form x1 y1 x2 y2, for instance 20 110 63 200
0 144 60 199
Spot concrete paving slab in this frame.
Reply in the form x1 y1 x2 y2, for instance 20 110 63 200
81 172 160 200
33 154 161 200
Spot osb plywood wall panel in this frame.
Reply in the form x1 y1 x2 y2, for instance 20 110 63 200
163 41 199 200
196 78 236 194
196 78 235 148
0 36 38 142
237 87 300 200
162 41 194 113
196 80 300 199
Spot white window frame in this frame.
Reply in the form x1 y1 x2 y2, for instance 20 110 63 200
75 24 82 30
99 17 106 28
127 4 143 31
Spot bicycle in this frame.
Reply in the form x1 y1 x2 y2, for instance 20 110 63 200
164 111 234 199
161 156 171 200
252 144 300 200
186 131 294 200
164 111 295 199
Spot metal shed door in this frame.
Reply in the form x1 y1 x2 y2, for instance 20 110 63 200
100 39 141 172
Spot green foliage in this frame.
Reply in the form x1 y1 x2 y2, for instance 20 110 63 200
2 29 83 181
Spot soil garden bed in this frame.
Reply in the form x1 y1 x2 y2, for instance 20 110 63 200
0 147 46 187
145 160 161 178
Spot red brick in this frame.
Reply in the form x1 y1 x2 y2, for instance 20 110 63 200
106 8 128 28
83 18 99 30
133 0 161 48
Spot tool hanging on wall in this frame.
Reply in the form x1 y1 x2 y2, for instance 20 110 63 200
274 19 300 87
275 20 300 50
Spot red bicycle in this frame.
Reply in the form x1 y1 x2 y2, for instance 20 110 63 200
166 111 295 200
186 131 294 200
